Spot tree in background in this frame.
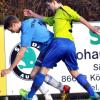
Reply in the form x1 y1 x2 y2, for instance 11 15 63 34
0 0 100 24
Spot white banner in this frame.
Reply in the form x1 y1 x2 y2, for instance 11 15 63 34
5 21 100 95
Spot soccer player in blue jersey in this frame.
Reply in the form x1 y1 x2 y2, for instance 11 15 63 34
22 0 100 100
1 15 70 100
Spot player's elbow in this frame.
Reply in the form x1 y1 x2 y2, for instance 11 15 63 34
18 52 24 57
17 48 26 57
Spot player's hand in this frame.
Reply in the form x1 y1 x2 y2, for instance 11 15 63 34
94 30 100 35
1 69 11 77
23 9 34 17
93 26 100 35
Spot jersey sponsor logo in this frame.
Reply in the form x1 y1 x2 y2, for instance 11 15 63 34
89 26 100 45
10 43 40 80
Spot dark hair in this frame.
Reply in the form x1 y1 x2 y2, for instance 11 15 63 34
4 15 19 29
45 0 61 3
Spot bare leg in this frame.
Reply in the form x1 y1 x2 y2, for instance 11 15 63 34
30 66 40 79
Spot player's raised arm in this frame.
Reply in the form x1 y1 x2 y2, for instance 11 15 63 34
79 16 100 35
23 9 54 26
23 9 44 19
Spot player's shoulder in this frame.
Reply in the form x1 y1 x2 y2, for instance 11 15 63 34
22 18 36 24
61 5 73 12
22 18 36 27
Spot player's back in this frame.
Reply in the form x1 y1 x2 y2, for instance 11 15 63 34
21 18 53 43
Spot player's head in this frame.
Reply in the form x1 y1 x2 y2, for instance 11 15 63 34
45 0 61 3
45 0 62 11
4 16 21 33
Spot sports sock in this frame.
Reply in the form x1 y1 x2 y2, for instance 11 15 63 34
39 82 49 94
76 74 95 96
28 72 45 98
45 74 63 91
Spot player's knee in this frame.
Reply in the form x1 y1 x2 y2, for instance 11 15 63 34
70 70 80 78
30 73 36 79
30 67 40 79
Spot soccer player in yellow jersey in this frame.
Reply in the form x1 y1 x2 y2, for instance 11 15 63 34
21 0 100 99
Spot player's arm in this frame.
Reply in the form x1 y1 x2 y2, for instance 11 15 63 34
79 16 100 35
23 9 44 19
1 47 27 77
63 6 100 35
23 9 54 26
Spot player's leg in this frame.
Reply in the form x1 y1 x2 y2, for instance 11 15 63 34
27 67 50 99
20 82 53 100
45 74 70 100
45 74 70 92
34 60 65 99
38 54 70 99
19 66 40 100
22 72 70 100
30 67 70 100
31 60 53 99
30 66 40 79
26 38 71 99
20 65 52 99
41 38 71 100
39 82 53 100
30 52 44 79
70 70 100 99
20 58 53 100
38 40 70 94
63 39 100 99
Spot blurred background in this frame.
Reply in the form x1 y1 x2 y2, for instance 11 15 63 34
0 0 100 99
0 0 100 25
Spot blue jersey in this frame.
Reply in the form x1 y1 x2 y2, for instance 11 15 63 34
21 18 53 47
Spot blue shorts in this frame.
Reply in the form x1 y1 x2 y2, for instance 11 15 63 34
42 38 79 71
35 37 57 67
35 41 51 67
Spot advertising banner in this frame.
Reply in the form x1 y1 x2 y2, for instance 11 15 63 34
3 21 100 95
